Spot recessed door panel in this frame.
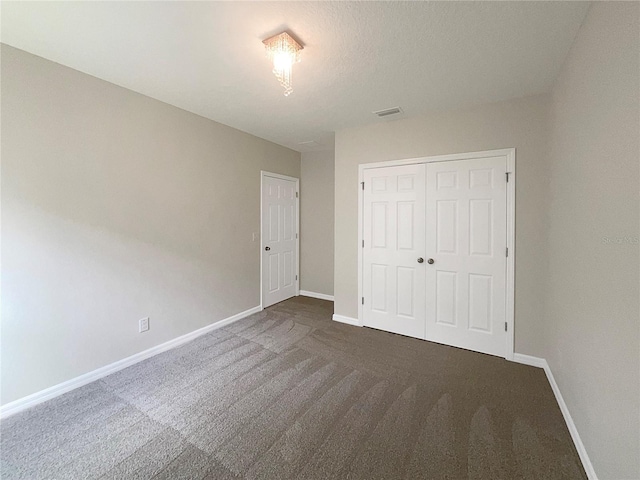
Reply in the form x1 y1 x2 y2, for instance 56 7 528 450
269 205 279 242
371 264 388 312
283 205 294 241
372 202 388 248
397 267 415 318
436 171 457 189
469 199 492 256
397 202 414 250
469 168 493 188
436 271 457 326
283 251 293 287
436 200 457 254
398 175 415 191
269 254 279 292
372 176 388 192
469 274 492 332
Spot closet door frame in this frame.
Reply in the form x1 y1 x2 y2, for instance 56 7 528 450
357 148 516 360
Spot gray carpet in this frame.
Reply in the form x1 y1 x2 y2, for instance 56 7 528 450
1 296 586 479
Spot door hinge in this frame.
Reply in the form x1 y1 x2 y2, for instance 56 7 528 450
296 191 299 198
506 172 511 182
361 297 364 305
296 275 298 281
505 322 508 332
506 247 509 257
296 233 298 239
361 182 364 190
362 240 364 248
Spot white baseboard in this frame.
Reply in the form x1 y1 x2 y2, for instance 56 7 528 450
512 352 547 368
0 305 262 419
299 290 334 301
543 360 598 480
512 353 598 480
332 314 362 327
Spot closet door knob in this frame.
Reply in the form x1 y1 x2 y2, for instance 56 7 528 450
427 258 435 264
417 258 424 263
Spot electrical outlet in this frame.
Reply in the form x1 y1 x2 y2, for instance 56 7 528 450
139 317 150 333
252 232 259 242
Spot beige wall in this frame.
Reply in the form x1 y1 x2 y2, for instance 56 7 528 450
0 45 300 405
300 151 335 296
545 3 639 478
334 94 550 356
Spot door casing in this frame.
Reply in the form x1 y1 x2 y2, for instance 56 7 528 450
260 171 300 310
357 149 516 360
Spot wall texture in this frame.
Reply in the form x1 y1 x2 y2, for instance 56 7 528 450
300 151 335 296
1 45 300 405
334 94 550 356
545 3 639 478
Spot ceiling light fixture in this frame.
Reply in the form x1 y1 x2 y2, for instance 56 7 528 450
263 31 303 96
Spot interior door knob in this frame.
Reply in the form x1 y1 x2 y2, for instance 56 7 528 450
427 258 435 264
417 257 424 263
265 246 271 251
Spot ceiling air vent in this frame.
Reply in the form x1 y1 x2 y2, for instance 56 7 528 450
373 107 403 118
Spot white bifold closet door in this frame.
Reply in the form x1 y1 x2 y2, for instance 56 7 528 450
425 157 507 357
363 164 427 339
362 156 507 357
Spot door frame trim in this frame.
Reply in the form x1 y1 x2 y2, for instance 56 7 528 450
260 171 300 310
357 148 516 360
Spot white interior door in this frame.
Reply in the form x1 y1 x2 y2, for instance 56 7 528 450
362 164 426 339
425 156 507 356
262 173 298 308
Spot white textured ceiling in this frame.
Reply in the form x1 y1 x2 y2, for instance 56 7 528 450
1 1 590 152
